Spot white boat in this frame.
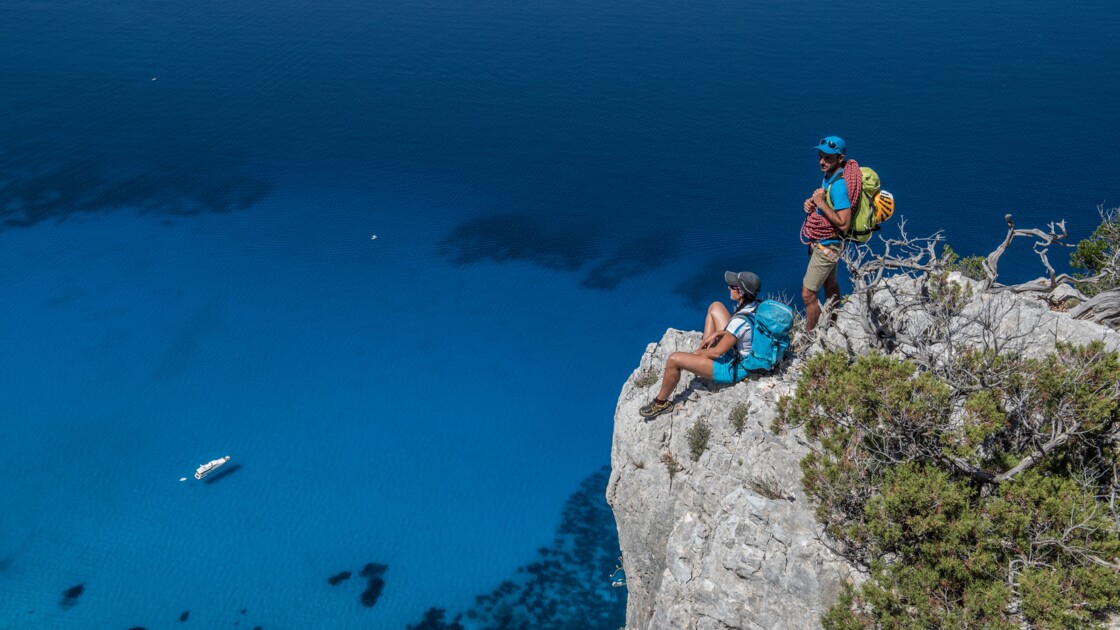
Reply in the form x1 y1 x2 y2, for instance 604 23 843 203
194 456 231 480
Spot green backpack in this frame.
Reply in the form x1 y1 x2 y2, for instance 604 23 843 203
845 167 895 243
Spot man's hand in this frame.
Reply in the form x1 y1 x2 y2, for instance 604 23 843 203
804 197 815 213
811 188 829 208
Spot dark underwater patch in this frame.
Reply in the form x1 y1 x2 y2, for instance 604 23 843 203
437 213 598 271
405 466 625 629
153 297 228 381
179 609 189 622
325 562 390 608
674 253 779 309
407 607 465 629
579 235 678 290
60 583 84 609
360 579 385 608
439 213 685 291
0 144 269 232
358 563 388 608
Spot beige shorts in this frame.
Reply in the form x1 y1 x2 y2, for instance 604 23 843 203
803 242 843 292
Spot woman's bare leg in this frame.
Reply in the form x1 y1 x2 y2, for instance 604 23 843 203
701 301 732 345
656 352 716 402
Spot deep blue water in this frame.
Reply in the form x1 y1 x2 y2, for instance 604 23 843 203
2 0 1118 627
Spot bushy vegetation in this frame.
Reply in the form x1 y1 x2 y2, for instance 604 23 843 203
1072 207 1120 297
778 345 1120 628
941 244 988 281
686 419 711 461
728 403 749 434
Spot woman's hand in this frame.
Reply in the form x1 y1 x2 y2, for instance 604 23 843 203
702 331 738 359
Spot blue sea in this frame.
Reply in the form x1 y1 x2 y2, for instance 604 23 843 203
2 0 1118 627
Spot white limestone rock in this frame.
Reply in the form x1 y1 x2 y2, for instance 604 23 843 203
818 273 1120 359
608 280 1120 629
607 329 857 630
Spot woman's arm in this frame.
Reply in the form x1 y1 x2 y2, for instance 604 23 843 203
696 332 719 352
697 330 737 359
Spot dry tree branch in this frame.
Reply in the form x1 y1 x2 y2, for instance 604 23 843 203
984 214 1115 294
814 214 1120 492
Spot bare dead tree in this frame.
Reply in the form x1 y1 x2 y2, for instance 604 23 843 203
828 214 1119 363
1072 289 1120 328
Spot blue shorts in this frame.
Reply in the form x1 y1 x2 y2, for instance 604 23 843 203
712 353 749 384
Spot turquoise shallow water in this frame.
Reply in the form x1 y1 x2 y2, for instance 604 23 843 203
0 185 640 627
2 0 1119 627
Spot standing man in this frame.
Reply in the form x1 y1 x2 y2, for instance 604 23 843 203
801 135 852 332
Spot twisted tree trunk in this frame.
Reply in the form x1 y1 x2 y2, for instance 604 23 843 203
1071 289 1120 331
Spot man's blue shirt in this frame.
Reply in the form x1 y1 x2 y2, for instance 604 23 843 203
814 168 850 246
822 170 851 212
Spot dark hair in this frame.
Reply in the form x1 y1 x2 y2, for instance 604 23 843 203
735 293 756 311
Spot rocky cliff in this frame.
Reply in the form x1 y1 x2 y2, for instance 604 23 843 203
607 275 1120 630
606 328 857 630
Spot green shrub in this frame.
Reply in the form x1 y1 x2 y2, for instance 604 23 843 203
780 345 1120 628
686 419 711 461
728 403 749 434
1071 208 1120 297
943 244 988 281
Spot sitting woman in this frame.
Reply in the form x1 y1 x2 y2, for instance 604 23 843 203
639 271 761 419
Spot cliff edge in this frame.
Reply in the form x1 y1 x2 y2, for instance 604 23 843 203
607 274 1120 630
606 328 857 630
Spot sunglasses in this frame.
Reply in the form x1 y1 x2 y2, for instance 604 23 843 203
728 285 741 292
819 139 840 150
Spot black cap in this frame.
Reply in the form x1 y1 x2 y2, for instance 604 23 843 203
724 271 761 299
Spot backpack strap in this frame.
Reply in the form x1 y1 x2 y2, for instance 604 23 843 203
729 308 756 383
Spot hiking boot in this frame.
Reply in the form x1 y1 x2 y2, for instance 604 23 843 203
639 399 673 419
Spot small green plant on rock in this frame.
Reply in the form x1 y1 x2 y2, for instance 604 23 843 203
942 244 988 281
686 419 711 461
928 269 975 320
1071 206 1120 296
728 403 749 434
660 452 682 479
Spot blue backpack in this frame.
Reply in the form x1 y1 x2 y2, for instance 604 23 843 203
733 300 793 377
